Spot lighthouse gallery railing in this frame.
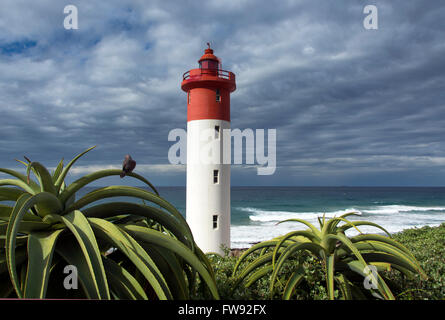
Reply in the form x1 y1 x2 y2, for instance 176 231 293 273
183 69 235 81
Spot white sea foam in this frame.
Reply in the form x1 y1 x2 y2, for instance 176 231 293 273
241 207 361 223
365 205 445 214
230 205 445 249
231 223 309 248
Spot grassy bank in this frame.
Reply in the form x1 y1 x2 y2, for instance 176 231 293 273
389 223 445 299
208 223 445 300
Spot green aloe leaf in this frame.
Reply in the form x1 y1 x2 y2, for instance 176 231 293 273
353 241 426 279
24 229 64 298
346 260 393 300
55 237 104 299
0 168 40 193
233 253 274 290
231 213 424 300
359 252 420 276
339 221 391 237
49 211 110 299
0 235 27 248
276 218 321 238
65 186 193 244
272 230 316 269
0 204 41 222
88 218 172 300
232 240 280 276
0 220 51 234
122 224 219 300
0 246 27 276
351 234 416 260
335 273 353 300
1 191 62 221
326 254 335 300
332 233 395 300
101 256 148 300
26 162 57 195
0 205 13 221
82 202 192 248
245 265 273 288
52 159 64 183
195 246 216 279
54 146 96 193
5 193 33 298
28 192 63 219
323 213 361 235
326 217 363 236
0 187 26 202
59 169 159 204
140 244 188 299
340 212 362 219
282 266 305 300
0 179 36 195
270 242 325 297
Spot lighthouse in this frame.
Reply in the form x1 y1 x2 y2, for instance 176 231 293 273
181 44 236 254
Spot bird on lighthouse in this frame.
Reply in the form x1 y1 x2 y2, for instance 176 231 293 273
181 44 236 254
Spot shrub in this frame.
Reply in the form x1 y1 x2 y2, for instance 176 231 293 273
388 224 445 299
0 146 218 299
231 213 427 300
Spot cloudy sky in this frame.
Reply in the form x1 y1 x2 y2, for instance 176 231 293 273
1 0 445 186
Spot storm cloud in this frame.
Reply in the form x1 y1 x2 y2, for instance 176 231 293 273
1 0 445 186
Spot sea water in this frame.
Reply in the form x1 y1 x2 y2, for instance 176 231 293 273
80 186 445 249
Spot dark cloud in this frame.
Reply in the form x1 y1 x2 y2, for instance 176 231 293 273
1 0 445 186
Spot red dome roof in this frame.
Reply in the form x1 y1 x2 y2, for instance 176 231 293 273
198 45 219 63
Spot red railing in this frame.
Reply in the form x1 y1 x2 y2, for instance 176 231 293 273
183 69 235 81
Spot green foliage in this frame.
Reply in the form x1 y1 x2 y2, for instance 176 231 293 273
0 146 218 300
208 250 329 300
231 213 427 300
388 224 445 299
207 251 257 300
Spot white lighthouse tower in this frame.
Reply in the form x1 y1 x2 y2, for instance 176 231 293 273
181 45 236 254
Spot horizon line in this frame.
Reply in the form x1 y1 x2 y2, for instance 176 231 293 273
83 185 445 188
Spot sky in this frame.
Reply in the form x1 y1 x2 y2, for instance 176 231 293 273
1 0 445 187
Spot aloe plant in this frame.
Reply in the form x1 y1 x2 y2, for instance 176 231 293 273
231 213 427 300
0 146 218 299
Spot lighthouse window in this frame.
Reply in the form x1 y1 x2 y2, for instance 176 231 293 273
213 215 218 229
215 89 221 102
200 60 218 70
187 92 191 104
213 169 219 184
215 125 220 139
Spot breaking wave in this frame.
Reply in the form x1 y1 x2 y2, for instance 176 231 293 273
230 205 445 248
239 207 361 222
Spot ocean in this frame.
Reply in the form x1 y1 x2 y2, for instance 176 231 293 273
78 186 445 249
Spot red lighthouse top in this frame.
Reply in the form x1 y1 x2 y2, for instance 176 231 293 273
181 44 236 93
181 44 236 122
198 43 220 69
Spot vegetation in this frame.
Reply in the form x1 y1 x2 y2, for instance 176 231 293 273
209 224 445 300
0 147 443 300
0 146 218 299
389 224 445 299
228 213 428 300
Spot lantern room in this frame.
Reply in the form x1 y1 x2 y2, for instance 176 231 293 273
181 44 236 93
198 43 221 70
